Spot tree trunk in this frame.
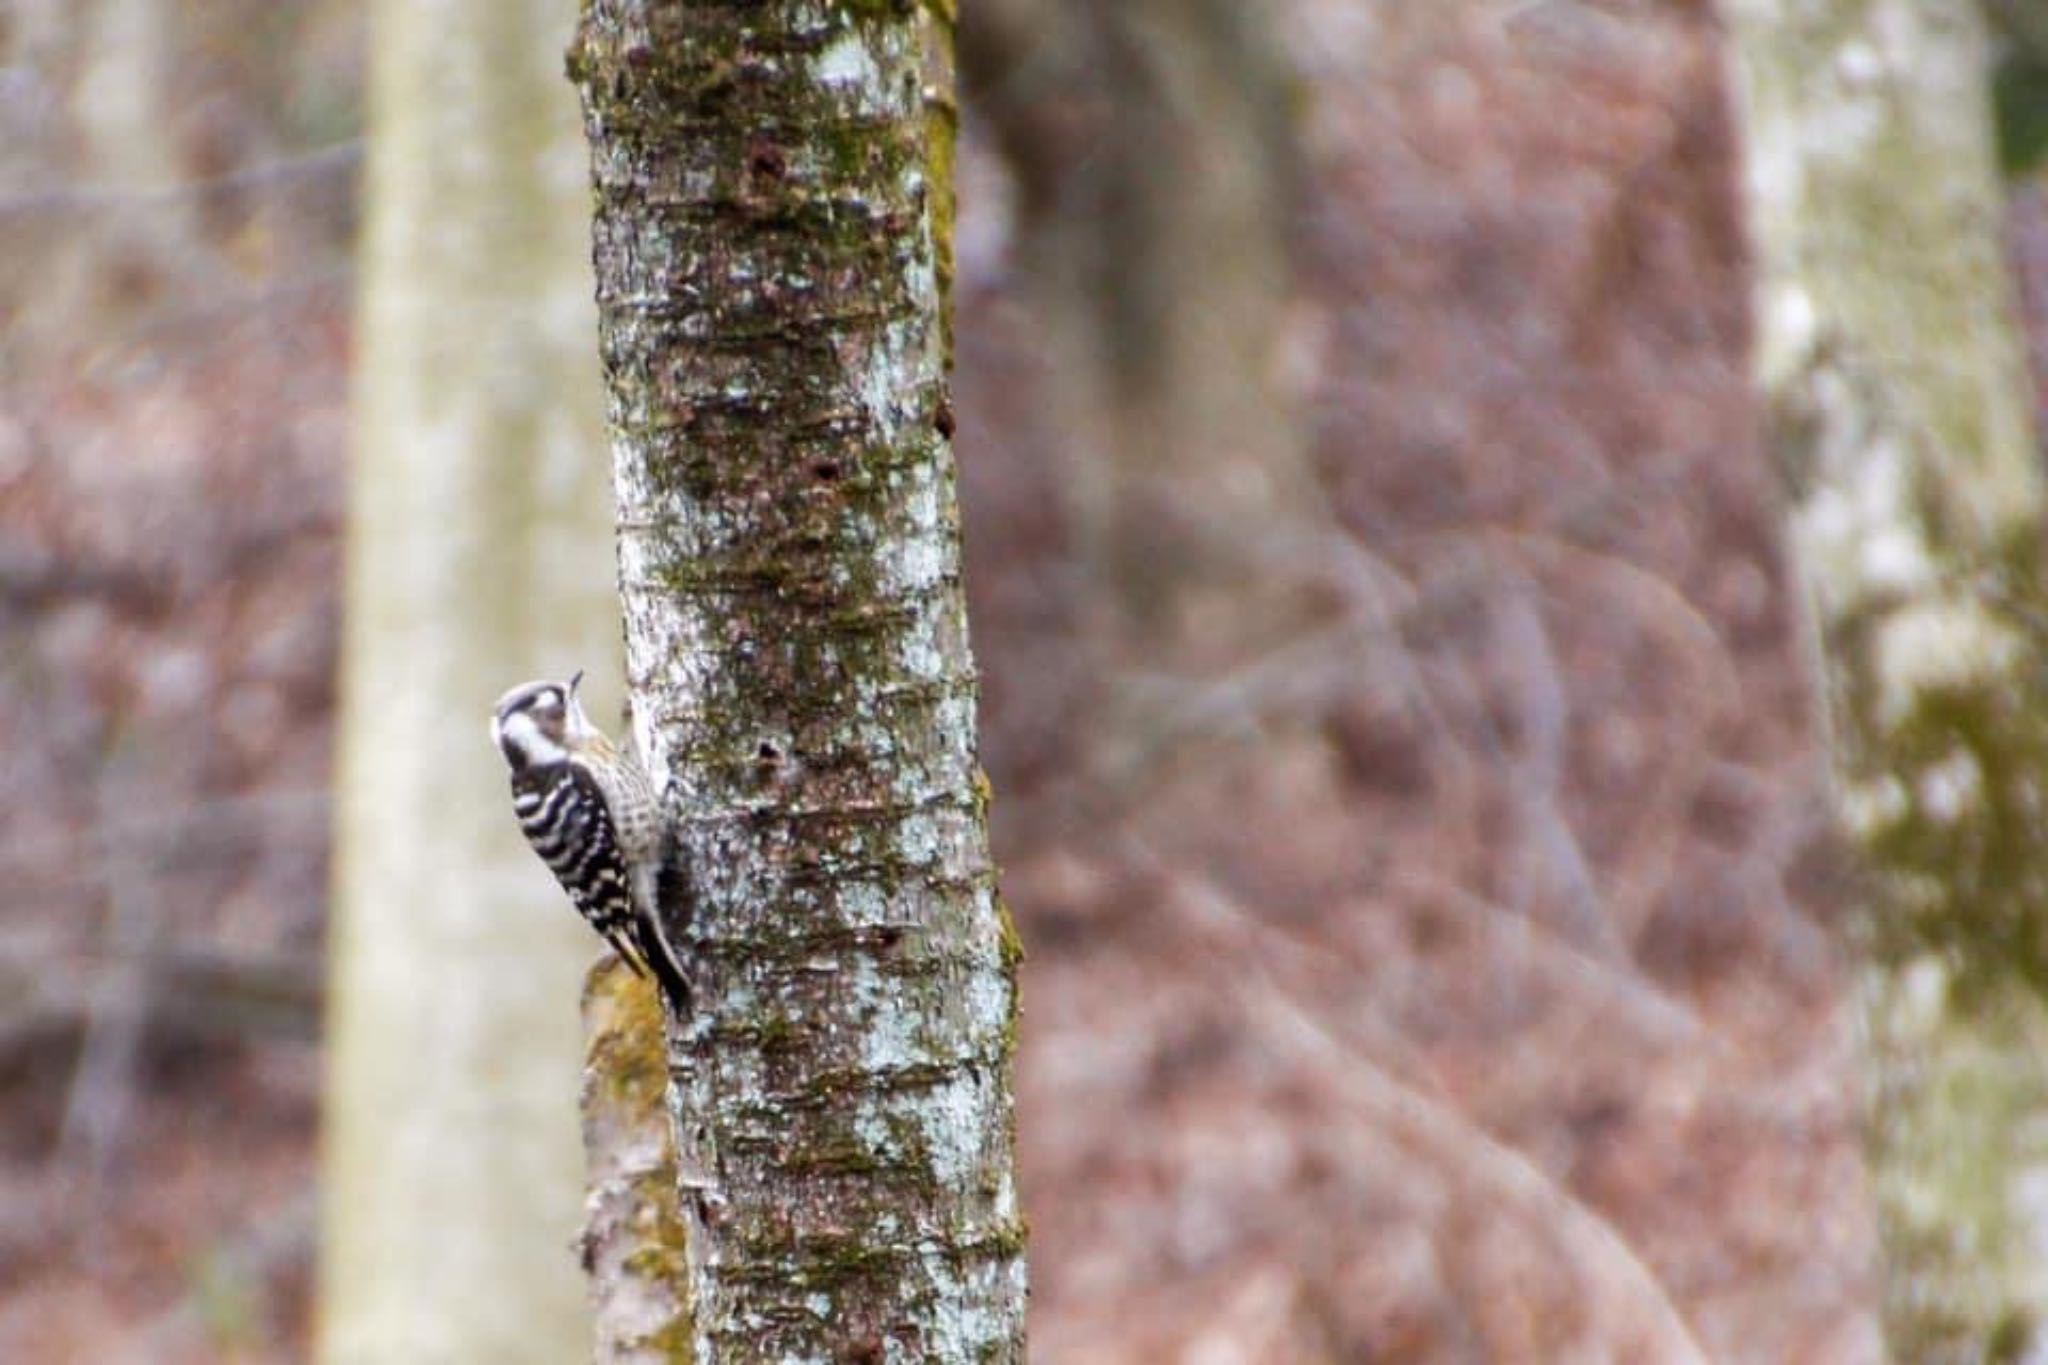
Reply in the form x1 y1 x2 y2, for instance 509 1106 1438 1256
581 962 692 1362
570 4 1028 1361
317 0 614 1358
1726 1 2048 1356
964 0 1330 686
1063 0 1324 670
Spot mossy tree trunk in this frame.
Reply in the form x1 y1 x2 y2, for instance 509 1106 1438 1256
1726 1 2048 1356
580 961 693 1362
570 4 1028 1361
319 0 613 1359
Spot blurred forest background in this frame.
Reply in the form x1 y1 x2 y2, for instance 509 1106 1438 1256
8 0 2048 1361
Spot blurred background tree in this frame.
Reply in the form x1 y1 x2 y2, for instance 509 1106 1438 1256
966 0 1331 681
317 0 611 1360
1731 0 2048 1356
8 0 2048 1360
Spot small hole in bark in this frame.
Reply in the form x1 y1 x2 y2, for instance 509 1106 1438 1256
756 741 780 763
934 400 956 438
748 139 787 180
811 459 842 482
877 926 904 950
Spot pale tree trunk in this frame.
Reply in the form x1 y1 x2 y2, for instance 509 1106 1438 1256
1726 1 2048 1357
571 3 1027 1362
960 0 1343 871
318 0 615 1359
6 0 215 347
965 0 1330 679
73 0 181 198
1062 1 1325 670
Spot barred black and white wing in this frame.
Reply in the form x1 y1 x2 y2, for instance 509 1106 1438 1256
577 749 693 1012
512 763 651 980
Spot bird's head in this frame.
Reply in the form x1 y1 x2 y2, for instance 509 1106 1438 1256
490 670 595 770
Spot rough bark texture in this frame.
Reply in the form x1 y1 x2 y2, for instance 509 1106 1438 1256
1726 1 2048 1357
581 962 693 1362
571 3 1028 1361
317 0 611 1359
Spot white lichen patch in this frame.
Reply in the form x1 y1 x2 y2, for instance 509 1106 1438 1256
867 468 947 599
802 8 923 121
1797 76 1885 169
1840 775 1909 843
892 809 943 867
878 600 947 684
1791 418 1936 612
963 912 1009 1020
852 1103 894 1162
1889 953 1954 1039
916 1244 1026 1363
1873 597 2021 729
892 531 948 598
1916 748 1984 826
812 26 881 91
1833 36 1884 89
1757 282 1818 387
836 880 890 925
854 318 932 447
915 1068 993 1188
855 959 924 1072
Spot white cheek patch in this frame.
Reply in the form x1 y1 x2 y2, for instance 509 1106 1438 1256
499 710 567 767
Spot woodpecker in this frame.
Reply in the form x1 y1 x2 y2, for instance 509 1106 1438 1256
489 671 690 1010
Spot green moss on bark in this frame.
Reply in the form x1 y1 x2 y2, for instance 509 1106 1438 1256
573 1 1025 1359
580 960 693 1362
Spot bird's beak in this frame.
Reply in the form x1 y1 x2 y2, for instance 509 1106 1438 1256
569 668 585 698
